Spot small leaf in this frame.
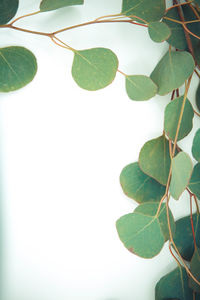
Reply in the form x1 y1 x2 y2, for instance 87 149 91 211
71 48 118 91
192 129 200 162
40 0 84 12
125 75 157 101
170 152 193 200
150 50 195 95
189 248 200 293
155 266 194 300
189 163 200 199
148 21 171 43
196 83 200 112
0 46 37 92
120 162 166 204
116 203 174 258
139 135 171 185
164 96 194 141
0 0 19 25
173 213 200 261
121 0 166 23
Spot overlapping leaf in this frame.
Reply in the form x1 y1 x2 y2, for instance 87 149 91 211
0 46 37 92
0 0 19 25
125 75 157 101
40 0 84 12
192 129 200 162
189 247 200 293
72 48 118 91
148 21 171 43
189 163 200 199
150 50 195 95
164 96 194 141
196 83 200 112
120 162 165 203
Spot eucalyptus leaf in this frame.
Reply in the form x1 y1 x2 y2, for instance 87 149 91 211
72 48 118 91
196 83 200 112
0 0 19 25
164 96 194 141
150 50 195 96
170 152 193 200
148 21 171 43
40 0 84 12
189 247 200 293
189 163 200 199
0 46 37 92
192 129 200 162
125 75 157 101
139 135 171 185
120 162 165 203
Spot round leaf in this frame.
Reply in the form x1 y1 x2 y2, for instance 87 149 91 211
189 163 200 199
164 96 194 141
148 21 171 43
71 48 118 91
0 0 19 25
125 75 157 101
0 46 37 92
192 129 200 162
150 50 195 96
40 0 84 12
120 162 166 204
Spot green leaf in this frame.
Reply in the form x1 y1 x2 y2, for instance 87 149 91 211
148 21 171 43
189 248 200 293
173 213 200 261
150 50 195 96
155 266 194 300
40 0 84 12
0 46 37 92
196 83 200 112
121 0 166 23
116 203 174 258
164 96 194 141
192 129 200 162
0 0 19 25
120 162 166 204
139 135 171 185
125 75 157 101
170 152 193 200
71 48 118 91
189 163 200 199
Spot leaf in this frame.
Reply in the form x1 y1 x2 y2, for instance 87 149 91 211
173 213 200 261
125 75 157 101
164 96 194 141
148 21 171 43
150 50 195 96
189 247 200 293
189 163 200 199
139 135 171 185
71 48 118 91
120 162 166 204
192 129 200 162
0 0 19 25
121 0 166 23
0 46 37 92
196 83 200 112
40 0 84 12
170 152 193 200
155 266 194 300
116 203 174 258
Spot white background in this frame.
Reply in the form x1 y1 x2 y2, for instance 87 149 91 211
0 1 199 299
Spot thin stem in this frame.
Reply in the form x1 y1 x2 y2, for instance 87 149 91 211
52 36 76 52
165 1 193 13
117 69 127 76
9 11 40 25
195 69 200 78
169 242 181 266
0 23 52 37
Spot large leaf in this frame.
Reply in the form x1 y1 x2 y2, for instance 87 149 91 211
173 213 200 261
71 48 118 91
139 135 171 185
116 203 175 258
196 83 200 112
192 129 200 162
0 46 37 92
155 266 194 300
164 96 194 141
40 0 84 12
121 0 165 23
125 75 157 101
0 0 19 25
120 162 166 204
189 163 200 199
148 21 171 43
170 152 193 200
189 247 200 293
150 50 195 95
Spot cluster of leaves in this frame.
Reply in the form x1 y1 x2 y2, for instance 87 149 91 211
1 0 200 299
